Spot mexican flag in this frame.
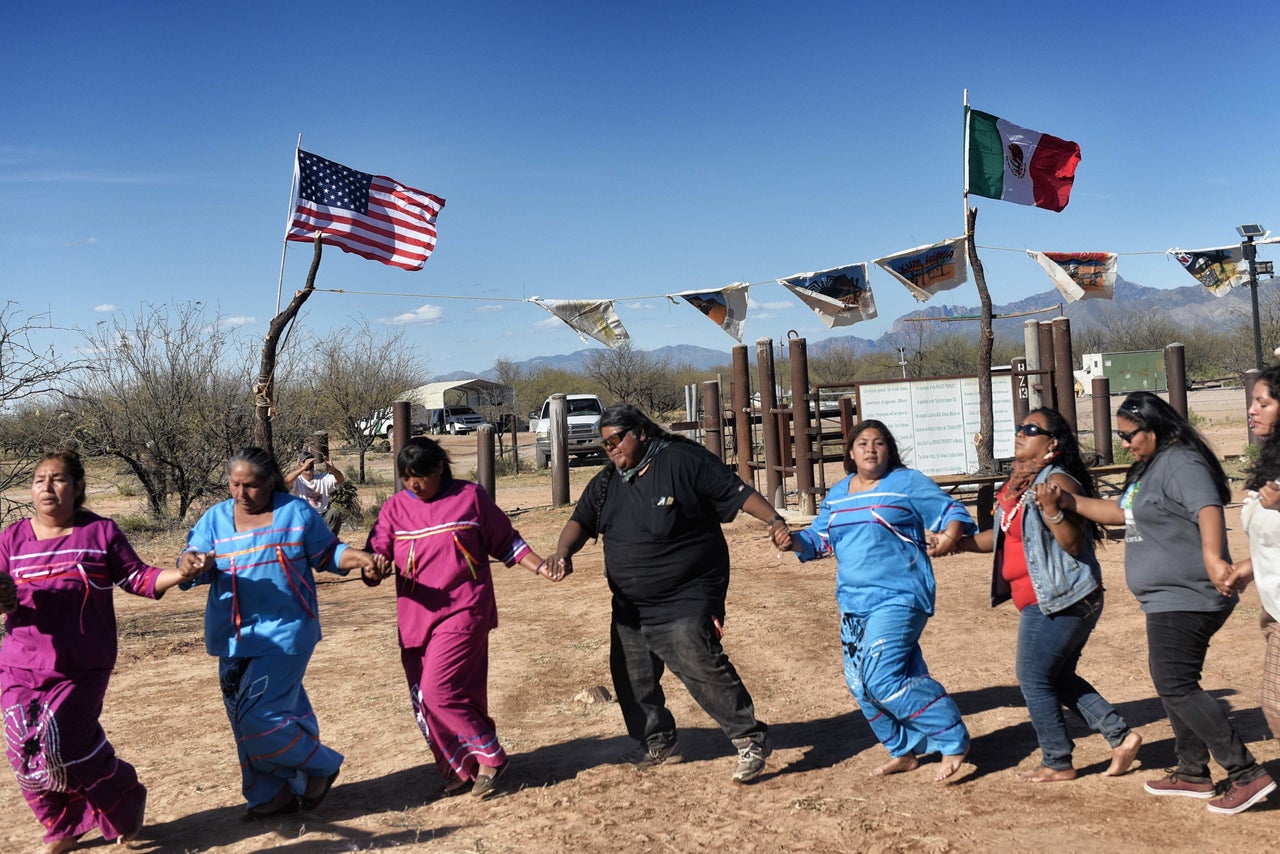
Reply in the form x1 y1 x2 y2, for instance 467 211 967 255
966 108 1081 212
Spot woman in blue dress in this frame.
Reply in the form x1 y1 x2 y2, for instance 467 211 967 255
774 420 976 780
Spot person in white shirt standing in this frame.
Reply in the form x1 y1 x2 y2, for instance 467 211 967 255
286 452 346 534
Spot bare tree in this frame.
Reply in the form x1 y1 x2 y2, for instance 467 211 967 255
582 341 681 415
492 357 532 421
74 302 256 521
255 234 322 452
307 319 427 482
0 303 89 523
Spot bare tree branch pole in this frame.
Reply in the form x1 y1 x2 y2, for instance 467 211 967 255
255 234 323 452
966 206 995 472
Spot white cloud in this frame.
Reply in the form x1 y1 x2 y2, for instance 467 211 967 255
476 304 504 313
748 297 793 311
93 303 116 313
224 316 256 327
389 304 444 325
65 236 97 248
533 316 563 331
625 301 657 311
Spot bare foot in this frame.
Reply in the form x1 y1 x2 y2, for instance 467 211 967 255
869 755 920 777
935 751 968 782
1103 731 1142 777
1019 765 1078 783
43 837 80 854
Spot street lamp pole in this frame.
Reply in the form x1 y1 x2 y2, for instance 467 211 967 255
1238 224 1268 371
1244 235 1263 370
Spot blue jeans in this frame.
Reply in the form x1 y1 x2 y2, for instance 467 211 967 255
1146 609 1264 784
1016 589 1130 770
609 613 767 750
842 606 969 758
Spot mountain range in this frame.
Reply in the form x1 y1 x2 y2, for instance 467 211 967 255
435 276 1267 380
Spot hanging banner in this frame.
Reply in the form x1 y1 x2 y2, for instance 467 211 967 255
777 263 878 328
672 282 750 342
530 298 630 348
874 237 968 302
1168 246 1248 297
1027 251 1117 302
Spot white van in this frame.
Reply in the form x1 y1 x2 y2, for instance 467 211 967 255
532 394 604 467
431 405 487 435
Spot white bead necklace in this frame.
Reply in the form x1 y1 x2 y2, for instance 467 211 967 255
999 490 1030 534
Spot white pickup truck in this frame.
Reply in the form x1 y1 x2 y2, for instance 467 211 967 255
532 394 604 468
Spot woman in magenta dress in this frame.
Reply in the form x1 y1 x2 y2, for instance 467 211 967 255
0 451 194 854
363 437 564 799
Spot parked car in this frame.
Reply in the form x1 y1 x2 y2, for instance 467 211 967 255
358 404 429 440
431 405 487 435
531 394 604 467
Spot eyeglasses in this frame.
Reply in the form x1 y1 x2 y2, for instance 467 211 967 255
600 431 628 452
1116 427 1144 443
1015 423 1052 437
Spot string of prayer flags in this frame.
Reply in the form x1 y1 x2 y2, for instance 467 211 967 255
874 237 968 302
672 283 750 342
777 263 878 328
1027 251 1117 302
529 298 630 348
1168 246 1249 297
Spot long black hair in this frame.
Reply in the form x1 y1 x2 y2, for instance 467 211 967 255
1029 407 1103 542
1245 364 1280 491
599 402 699 448
1117 391 1229 503
228 446 287 492
842 419 905 475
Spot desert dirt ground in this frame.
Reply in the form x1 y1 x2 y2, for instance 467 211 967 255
2 407 1277 853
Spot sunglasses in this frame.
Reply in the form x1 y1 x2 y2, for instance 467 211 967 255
1015 423 1052 437
1116 428 1144 443
600 431 628 452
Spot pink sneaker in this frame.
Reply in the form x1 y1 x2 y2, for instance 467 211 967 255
1207 772 1276 815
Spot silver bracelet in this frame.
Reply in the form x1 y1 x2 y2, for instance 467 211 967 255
1045 510 1065 525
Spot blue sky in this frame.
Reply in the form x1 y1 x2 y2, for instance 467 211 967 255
5 1 1279 376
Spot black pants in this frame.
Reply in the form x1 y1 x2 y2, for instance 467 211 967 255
609 613 767 750
1146 609 1264 784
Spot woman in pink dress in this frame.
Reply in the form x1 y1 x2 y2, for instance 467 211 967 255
363 437 564 799
0 451 195 853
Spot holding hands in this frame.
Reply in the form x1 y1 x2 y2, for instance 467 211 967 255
361 553 395 586
179 550 216 581
543 553 574 581
1260 480 1280 512
1031 482 1065 517
769 520 793 552
925 529 961 557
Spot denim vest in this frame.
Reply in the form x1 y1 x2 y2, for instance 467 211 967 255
990 465 1101 615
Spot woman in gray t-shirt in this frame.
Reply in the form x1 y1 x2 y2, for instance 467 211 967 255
1037 392 1275 816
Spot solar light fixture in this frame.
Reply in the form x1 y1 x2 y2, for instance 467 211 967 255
1237 224 1266 239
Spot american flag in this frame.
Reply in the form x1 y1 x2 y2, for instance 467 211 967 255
286 149 445 270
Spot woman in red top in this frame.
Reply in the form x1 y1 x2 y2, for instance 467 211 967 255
949 408 1141 781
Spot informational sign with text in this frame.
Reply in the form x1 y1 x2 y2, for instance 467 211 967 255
855 373 1016 475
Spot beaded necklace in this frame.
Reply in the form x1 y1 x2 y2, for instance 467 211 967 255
999 489 1031 534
